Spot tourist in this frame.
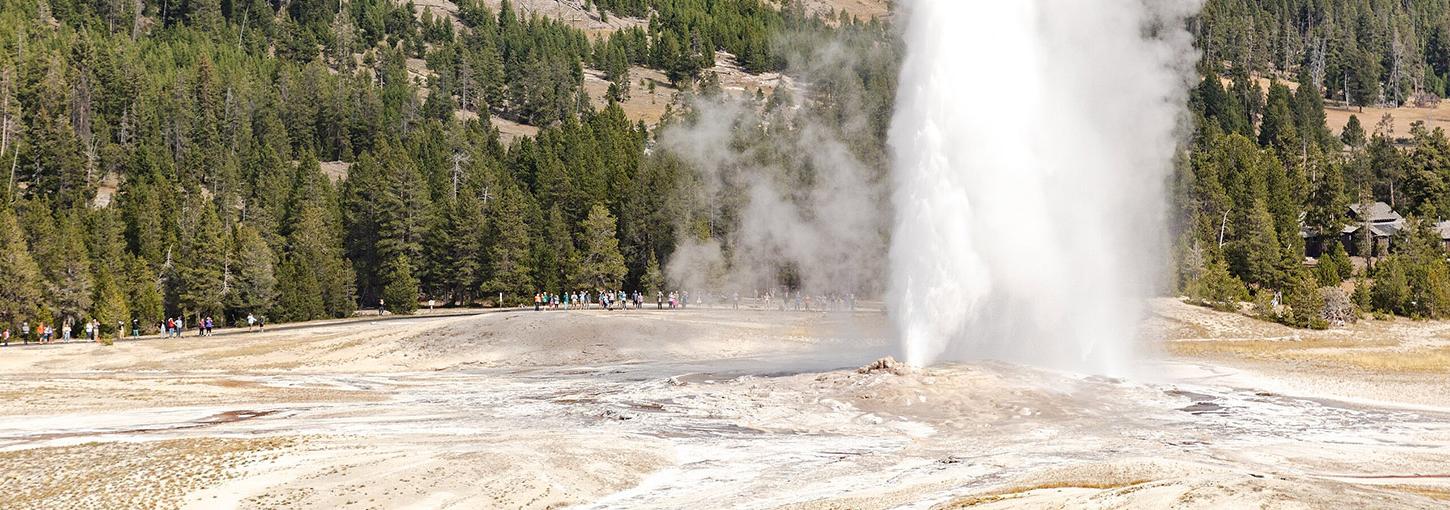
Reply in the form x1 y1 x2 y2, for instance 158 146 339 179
534 292 542 311
83 320 93 342
247 313 257 332
733 292 740 310
20 320 28 344
379 298 386 316
2 327 9 346
258 315 266 332
132 318 140 337
63 321 73 342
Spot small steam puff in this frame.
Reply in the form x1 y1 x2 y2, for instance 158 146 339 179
889 0 1201 373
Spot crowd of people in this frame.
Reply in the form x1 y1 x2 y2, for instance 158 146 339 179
527 288 859 313
0 288 864 347
161 316 221 337
532 290 670 311
2 317 119 345
1 313 268 347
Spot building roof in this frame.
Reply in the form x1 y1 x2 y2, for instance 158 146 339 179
1438 220 1450 241
1340 201 1405 238
1349 201 1404 224
1342 221 1404 238
1301 202 1411 240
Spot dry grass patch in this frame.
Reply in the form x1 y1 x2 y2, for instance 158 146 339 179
935 479 1154 508
1321 346 1450 374
1169 337 1392 358
1171 337 1450 374
1391 484 1450 501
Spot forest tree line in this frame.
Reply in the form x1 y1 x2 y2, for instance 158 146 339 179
0 0 894 334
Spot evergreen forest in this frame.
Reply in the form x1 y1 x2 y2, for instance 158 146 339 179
8 0 1450 336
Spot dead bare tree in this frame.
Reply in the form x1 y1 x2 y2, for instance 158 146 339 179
1 66 13 158
1388 28 1406 106
131 0 143 40
1309 38 1327 91
450 151 470 199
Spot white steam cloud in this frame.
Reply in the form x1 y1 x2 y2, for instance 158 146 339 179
889 0 1201 373
660 48 889 298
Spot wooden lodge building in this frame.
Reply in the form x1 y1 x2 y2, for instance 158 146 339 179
1302 201 1405 258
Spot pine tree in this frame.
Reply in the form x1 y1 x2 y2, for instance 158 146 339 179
343 145 431 302
125 255 164 331
1371 258 1411 315
535 204 574 291
88 210 131 335
641 249 664 294
1349 48 1382 111
1238 200 1283 289
1341 115 1367 149
1258 81 1300 155
49 211 94 325
1293 78 1332 149
276 256 326 321
1415 259 1450 318
1283 268 1326 328
175 194 227 322
1403 125 1450 215
189 0 223 29
1189 257 1248 308
281 203 355 320
1325 241 1355 281
0 209 43 329
227 224 277 320
1304 156 1346 238
484 182 534 301
29 108 92 209
1314 255 1342 288
376 146 431 266
118 158 171 266
381 255 420 314
572 204 626 289
91 265 130 336
425 191 487 305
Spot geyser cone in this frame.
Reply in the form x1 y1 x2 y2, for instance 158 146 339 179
887 0 1201 373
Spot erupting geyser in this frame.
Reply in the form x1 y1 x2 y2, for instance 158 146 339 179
888 0 1201 373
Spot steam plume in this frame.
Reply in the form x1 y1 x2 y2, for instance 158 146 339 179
888 0 1201 372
